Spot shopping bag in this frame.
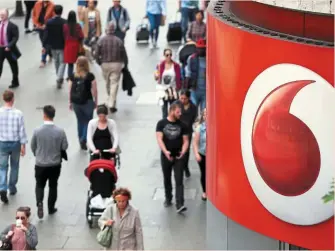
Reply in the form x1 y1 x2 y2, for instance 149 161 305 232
97 226 113 248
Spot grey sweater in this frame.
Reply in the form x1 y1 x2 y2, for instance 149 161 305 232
1 224 38 250
31 123 68 167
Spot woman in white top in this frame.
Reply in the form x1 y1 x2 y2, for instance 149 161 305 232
83 0 101 47
154 48 182 118
87 105 120 161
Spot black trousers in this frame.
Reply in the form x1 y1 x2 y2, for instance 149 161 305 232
183 133 192 174
24 1 36 29
161 152 185 206
197 154 206 192
0 48 19 84
35 165 61 210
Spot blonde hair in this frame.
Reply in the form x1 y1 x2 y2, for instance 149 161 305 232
193 108 206 130
75 56 90 77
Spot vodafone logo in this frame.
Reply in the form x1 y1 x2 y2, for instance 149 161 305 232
241 64 335 226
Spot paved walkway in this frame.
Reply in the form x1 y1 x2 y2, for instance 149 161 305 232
0 0 206 249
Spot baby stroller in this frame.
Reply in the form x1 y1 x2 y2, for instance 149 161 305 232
84 151 120 228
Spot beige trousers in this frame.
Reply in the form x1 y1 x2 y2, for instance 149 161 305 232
101 62 124 108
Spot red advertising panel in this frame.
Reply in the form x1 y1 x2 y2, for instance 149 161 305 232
206 14 334 250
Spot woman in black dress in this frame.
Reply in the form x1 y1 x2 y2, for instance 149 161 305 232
87 105 119 161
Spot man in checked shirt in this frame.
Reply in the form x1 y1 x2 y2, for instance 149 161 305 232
95 22 128 114
0 90 27 203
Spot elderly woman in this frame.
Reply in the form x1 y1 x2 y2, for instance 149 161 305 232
98 188 144 250
1 207 38 250
87 104 119 160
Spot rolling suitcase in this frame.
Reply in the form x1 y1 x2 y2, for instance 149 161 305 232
136 18 150 42
167 12 182 43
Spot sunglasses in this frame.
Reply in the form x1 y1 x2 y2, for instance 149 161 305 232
16 216 26 220
165 54 172 57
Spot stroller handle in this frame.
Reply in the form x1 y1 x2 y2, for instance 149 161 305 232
91 149 112 156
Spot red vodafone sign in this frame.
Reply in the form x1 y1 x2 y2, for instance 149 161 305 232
206 14 334 250
241 64 335 225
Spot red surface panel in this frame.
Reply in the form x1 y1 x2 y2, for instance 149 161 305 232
229 1 334 42
206 13 334 250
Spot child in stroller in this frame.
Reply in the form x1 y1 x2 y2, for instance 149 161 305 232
84 150 120 228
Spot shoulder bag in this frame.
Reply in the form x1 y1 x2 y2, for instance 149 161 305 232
97 204 115 248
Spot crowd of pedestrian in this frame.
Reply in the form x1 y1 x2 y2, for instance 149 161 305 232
0 0 209 249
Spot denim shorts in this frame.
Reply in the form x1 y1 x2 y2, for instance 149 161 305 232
78 0 87 6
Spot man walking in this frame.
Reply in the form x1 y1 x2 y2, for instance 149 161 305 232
95 23 128 114
185 38 207 112
106 0 130 42
43 5 66 88
32 0 55 68
0 9 21 88
156 103 189 213
0 90 28 203
31 105 68 219
175 89 197 178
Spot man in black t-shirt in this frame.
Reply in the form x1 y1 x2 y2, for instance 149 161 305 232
156 103 189 213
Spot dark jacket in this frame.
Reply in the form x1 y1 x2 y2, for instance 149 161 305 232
2 21 21 59
175 100 198 132
43 16 67 49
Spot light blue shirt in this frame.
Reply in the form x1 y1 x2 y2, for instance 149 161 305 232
196 122 206 156
181 0 199 9
146 0 167 15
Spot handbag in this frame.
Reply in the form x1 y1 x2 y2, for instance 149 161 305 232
97 226 113 248
160 15 166 26
0 225 14 250
97 204 115 247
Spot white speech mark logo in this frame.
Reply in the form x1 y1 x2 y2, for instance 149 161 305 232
240 63 335 226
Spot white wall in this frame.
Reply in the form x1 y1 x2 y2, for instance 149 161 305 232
254 0 334 14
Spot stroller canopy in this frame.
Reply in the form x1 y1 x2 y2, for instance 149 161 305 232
85 159 118 182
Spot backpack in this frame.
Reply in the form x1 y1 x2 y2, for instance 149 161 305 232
70 76 89 104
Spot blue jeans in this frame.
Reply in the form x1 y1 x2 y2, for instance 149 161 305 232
67 64 74 79
181 7 197 42
38 29 52 63
147 12 161 42
191 89 206 112
72 100 95 143
0 141 21 193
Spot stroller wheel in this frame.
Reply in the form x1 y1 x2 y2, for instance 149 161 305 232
88 219 93 228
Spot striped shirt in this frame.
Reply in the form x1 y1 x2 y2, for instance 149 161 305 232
0 107 28 144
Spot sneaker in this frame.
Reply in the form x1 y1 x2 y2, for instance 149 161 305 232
163 200 172 207
176 205 187 213
56 79 63 89
37 202 44 219
80 141 87 150
0 191 8 204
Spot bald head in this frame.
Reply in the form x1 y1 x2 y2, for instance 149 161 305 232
0 9 9 21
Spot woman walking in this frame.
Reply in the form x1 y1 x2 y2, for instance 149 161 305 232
193 108 207 200
145 0 166 48
0 207 38 250
69 56 98 150
87 104 119 161
83 0 101 47
98 187 144 250
186 10 206 42
155 48 182 118
63 11 84 79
